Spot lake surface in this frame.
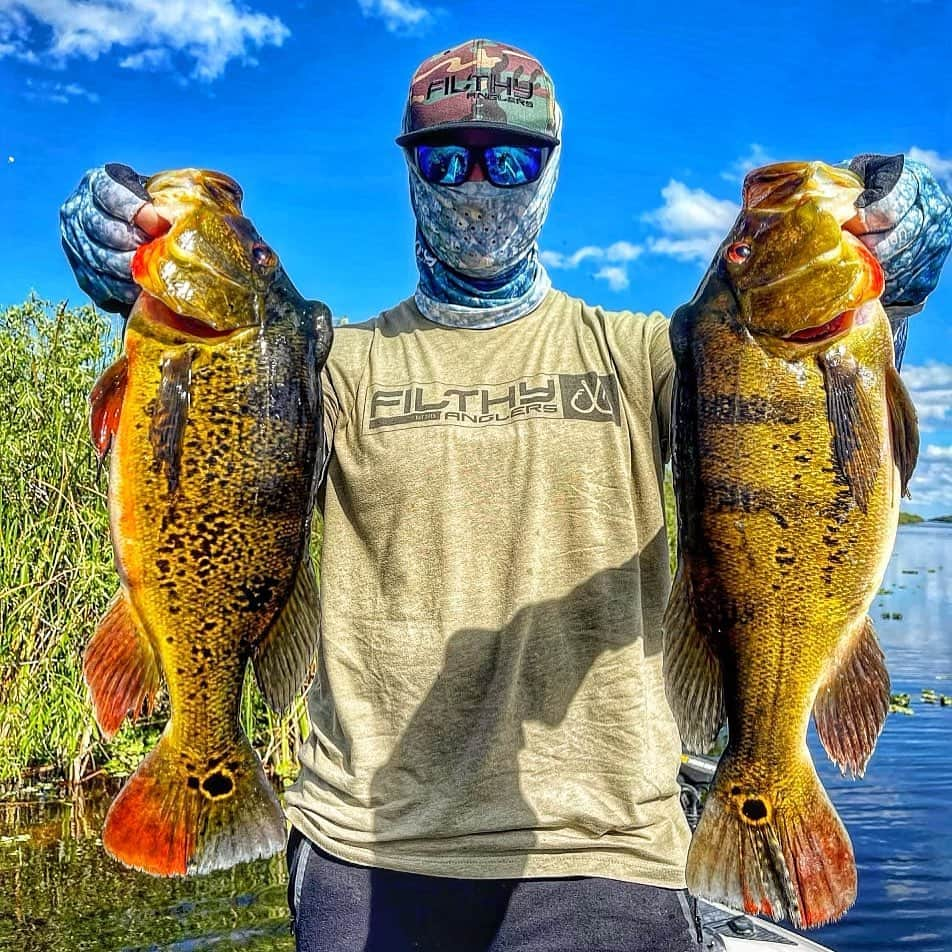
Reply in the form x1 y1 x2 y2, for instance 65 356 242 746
1 524 950 951
806 524 952 952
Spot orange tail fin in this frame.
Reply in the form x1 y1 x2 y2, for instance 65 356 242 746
103 731 285 876
687 750 856 928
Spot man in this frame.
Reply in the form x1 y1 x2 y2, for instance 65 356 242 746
61 38 951 952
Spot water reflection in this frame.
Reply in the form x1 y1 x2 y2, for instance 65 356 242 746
0 781 292 951
1 527 950 951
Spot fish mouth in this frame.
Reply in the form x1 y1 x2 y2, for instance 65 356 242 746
137 294 250 340
781 309 854 344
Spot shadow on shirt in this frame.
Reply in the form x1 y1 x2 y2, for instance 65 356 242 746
365 525 673 883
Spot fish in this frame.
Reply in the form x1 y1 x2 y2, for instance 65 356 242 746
84 168 333 876
663 161 920 927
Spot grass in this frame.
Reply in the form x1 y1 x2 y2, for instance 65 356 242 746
0 297 313 789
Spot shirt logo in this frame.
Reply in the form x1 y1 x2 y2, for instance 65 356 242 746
364 373 620 432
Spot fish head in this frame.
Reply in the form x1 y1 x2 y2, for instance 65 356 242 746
146 168 244 220
721 161 886 354
130 169 281 341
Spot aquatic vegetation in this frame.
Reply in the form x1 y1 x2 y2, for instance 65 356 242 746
888 692 913 715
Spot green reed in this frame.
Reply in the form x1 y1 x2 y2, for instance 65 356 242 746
0 298 314 788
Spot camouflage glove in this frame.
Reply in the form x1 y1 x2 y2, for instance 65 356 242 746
60 163 151 316
847 153 952 367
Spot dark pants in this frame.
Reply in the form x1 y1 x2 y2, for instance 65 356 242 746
287 828 699 952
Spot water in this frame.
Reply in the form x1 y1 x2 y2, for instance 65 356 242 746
0 785 293 951
807 524 952 952
1 524 950 951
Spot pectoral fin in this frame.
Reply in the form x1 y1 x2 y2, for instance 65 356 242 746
90 356 129 459
253 555 321 713
149 349 195 494
662 568 725 753
818 352 879 513
813 616 890 778
84 592 162 739
885 364 919 496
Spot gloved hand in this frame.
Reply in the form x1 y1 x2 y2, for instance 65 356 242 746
845 153 952 367
60 163 168 315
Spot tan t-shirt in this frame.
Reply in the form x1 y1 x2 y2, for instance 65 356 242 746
284 289 691 886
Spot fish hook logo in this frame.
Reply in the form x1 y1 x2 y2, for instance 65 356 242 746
559 372 620 424
570 376 613 415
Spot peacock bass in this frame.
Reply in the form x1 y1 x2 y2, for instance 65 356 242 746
85 168 332 876
664 161 919 928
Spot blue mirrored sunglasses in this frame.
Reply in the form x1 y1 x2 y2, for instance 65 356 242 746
415 144 547 188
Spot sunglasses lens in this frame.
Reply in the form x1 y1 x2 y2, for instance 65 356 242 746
416 145 469 185
484 146 545 186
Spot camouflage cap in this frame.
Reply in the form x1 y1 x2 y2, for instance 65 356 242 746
396 38 560 147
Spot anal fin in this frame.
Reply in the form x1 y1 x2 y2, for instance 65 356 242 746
253 555 320 713
814 616 890 777
84 592 162 739
662 567 725 753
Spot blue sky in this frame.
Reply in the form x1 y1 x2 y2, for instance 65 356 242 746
1 0 951 512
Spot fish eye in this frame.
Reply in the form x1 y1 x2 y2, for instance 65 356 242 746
252 243 277 270
727 241 752 264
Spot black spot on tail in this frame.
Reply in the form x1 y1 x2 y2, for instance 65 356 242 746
742 797 768 821
202 772 234 798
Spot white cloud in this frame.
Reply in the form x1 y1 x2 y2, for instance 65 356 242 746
119 48 171 71
647 235 725 263
541 246 601 269
541 240 643 292
542 240 642 271
907 460 952 509
908 146 952 188
896 365 952 510
901 362 952 430
594 265 629 291
24 77 99 103
357 0 433 32
642 180 739 265
0 0 289 81
721 144 777 184
644 180 739 235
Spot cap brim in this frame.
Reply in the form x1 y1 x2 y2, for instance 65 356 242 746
395 121 560 148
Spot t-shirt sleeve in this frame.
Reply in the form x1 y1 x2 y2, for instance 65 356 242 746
321 362 341 453
318 321 375 492
646 314 674 464
600 305 674 466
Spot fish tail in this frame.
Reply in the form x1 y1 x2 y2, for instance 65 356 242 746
687 751 856 928
103 730 285 876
